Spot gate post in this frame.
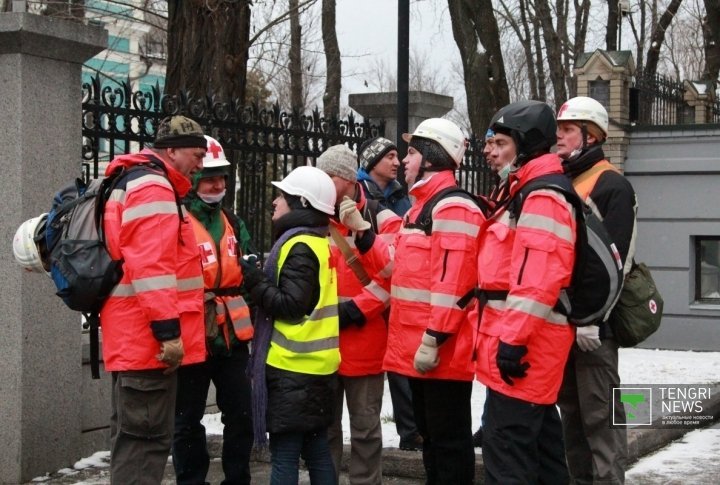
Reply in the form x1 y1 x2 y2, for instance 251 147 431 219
0 12 106 483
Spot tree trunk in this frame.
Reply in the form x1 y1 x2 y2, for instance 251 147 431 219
166 0 251 100
702 0 720 90
606 0 619 51
535 0 567 109
532 6 548 101
289 0 304 113
448 0 509 136
321 0 341 119
644 0 684 79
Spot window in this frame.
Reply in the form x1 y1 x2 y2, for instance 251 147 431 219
589 79 610 110
695 237 720 301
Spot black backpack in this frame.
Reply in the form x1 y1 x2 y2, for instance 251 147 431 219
509 174 624 326
404 186 489 235
45 160 181 378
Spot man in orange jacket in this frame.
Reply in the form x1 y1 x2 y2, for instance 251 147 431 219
173 135 255 484
101 115 207 484
342 119 485 484
473 101 575 484
317 144 402 484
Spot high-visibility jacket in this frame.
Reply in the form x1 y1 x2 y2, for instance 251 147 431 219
101 149 205 372
473 153 576 404
267 234 340 376
358 171 485 380
330 187 401 376
190 213 253 344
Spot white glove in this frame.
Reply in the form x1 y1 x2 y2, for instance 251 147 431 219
413 333 439 374
576 325 602 352
339 196 371 232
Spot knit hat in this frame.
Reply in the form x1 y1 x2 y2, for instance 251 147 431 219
153 115 206 149
358 137 397 172
316 145 358 182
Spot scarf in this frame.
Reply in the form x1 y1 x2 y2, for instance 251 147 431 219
247 220 328 447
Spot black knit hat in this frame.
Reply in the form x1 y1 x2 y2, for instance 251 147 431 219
153 116 206 149
358 137 397 172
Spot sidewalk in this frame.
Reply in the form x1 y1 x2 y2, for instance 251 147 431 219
28 381 720 484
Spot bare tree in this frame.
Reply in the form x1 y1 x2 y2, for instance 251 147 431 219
165 0 251 100
643 0 684 79
321 0 340 118
535 0 567 108
289 0 304 111
702 0 720 89
448 0 510 136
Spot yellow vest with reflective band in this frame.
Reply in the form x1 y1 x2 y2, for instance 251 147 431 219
190 213 253 342
266 234 340 375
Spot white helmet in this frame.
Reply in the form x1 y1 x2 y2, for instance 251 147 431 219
402 118 467 167
271 165 337 215
13 213 49 275
203 135 231 168
557 96 609 137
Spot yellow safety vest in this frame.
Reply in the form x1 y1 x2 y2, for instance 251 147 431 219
266 234 340 375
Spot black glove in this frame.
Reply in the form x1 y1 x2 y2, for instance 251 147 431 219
496 341 530 386
240 254 265 289
338 300 366 330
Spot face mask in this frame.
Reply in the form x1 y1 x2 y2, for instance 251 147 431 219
498 163 512 181
198 190 226 204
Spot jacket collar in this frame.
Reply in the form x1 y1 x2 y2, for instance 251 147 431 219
105 148 192 197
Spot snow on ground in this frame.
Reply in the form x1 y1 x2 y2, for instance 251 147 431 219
202 347 720 448
626 425 720 484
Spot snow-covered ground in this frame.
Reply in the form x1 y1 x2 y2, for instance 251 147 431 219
201 348 720 449
33 348 720 483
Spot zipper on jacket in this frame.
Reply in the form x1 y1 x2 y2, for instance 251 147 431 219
517 248 530 285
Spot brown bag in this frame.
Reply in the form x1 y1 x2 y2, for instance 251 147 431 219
204 292 219 340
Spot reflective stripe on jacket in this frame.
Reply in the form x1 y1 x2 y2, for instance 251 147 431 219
330 187 401 376
360 171 485 380
473 153 576 404
190 213 253 342
100 150 205 371
267 234 340 376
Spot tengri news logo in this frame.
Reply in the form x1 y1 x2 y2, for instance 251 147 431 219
612 384 716 428
613 387 652 426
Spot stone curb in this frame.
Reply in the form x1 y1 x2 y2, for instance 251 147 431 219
207 384 720 483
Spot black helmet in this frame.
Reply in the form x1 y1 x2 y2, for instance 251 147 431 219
489 100 557 165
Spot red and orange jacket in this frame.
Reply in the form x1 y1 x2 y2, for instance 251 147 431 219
357 171 485 380
100 149 205 372
473 153 576 404
330 187 401 376
190 213 253 345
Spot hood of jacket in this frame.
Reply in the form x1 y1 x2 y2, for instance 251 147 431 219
508 153 565 198
105 148 192 197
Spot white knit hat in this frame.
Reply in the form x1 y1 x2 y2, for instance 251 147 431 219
316 145 358 182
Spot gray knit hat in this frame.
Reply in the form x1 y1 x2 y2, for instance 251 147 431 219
358 137 397 172
154 115 206 149
316 145 358 182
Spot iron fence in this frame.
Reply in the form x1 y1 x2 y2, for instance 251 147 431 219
631 73 694 126
81 76 493 252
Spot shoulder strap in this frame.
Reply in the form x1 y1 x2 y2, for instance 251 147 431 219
510 174 584 221
329 224 371 286
362 198 381 234
406 186 487 235
572 160 617 200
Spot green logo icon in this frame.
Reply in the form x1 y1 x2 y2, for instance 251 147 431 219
613 387 652 426
620 393 646 419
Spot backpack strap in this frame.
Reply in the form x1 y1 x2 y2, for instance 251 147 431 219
362 198 381 234
405 186 488 235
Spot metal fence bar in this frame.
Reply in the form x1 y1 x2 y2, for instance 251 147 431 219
82 77 494 252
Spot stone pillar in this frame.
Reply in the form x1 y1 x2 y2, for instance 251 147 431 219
348 90 454 144
683 80 714 124
573 49 635 171
0 12 106 483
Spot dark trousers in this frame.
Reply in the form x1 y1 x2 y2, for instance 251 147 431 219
408 378 475 485
110 369 177 485
483 388 569 485
269 429 337 485
387 371 419 441
172 343 253 485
